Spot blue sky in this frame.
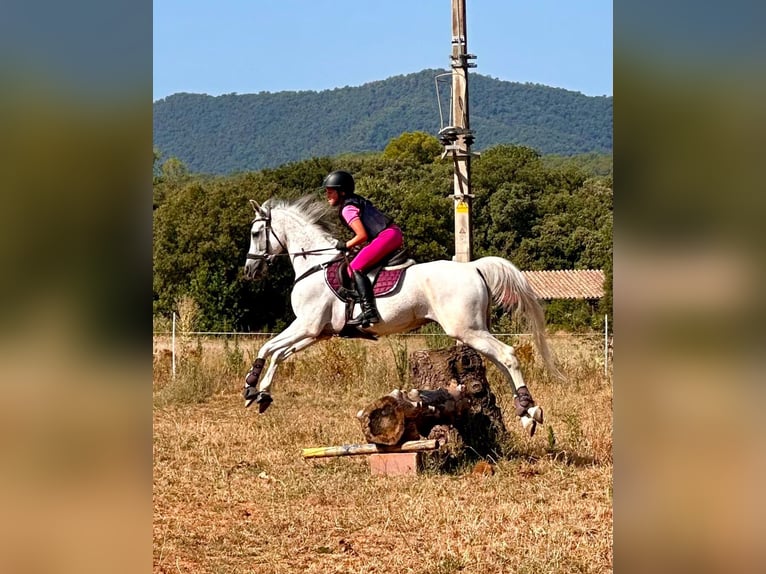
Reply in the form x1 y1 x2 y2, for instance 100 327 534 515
153 1 612 102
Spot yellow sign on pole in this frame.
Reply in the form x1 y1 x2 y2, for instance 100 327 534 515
456 200 469 214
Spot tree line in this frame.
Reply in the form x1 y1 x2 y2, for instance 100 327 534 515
153 134 612 333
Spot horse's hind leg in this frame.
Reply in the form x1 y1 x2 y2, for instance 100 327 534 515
458 330 544 436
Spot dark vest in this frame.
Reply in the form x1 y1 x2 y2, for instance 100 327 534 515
339 195 393 239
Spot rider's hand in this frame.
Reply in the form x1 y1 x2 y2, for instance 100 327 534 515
335 240 349 252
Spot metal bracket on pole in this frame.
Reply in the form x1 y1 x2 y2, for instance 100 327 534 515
451 53 477 68
440 146 480 159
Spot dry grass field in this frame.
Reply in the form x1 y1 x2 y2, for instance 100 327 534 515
153 333 612 573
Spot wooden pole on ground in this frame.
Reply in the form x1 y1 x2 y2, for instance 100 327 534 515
301 439 440 459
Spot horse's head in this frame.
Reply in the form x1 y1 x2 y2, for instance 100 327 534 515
244 200 286 280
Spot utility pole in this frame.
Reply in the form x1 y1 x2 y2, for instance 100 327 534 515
439 0 477 263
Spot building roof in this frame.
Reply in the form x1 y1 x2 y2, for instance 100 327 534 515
522 269 605 300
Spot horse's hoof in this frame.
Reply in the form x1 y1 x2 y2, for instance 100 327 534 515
243 389 273 413
528 405 544 424
256 392 273 414
243 385 258 407
520 415 537 437
243 385 270 410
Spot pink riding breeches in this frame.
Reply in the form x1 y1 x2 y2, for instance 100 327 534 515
349 225 403 274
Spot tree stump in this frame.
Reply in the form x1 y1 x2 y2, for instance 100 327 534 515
357 345 510 465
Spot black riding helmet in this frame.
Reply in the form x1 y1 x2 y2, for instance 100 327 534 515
322 170 355 195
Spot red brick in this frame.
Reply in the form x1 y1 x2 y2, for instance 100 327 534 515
368 453 419 476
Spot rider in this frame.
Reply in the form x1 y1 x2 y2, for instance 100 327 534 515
323 170 403 327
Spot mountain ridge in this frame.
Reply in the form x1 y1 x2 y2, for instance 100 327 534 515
153 69 612 174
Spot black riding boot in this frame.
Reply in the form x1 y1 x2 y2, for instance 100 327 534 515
347 270 380 327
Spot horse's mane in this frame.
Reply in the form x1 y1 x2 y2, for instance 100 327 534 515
263 195 336 236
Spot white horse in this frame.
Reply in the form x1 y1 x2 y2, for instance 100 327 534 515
243 196 562 436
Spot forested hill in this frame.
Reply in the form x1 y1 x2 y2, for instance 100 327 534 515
153 69 612 175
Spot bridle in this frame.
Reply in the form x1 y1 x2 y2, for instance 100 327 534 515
245 209 288 266
245 208 343 282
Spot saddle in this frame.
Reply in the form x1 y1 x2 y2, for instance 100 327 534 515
325 248 414 337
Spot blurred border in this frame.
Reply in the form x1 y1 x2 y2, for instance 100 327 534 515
615 1 766 572
0 1 152 572
6 0 766 572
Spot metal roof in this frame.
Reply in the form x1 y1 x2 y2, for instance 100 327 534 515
522 269 605 300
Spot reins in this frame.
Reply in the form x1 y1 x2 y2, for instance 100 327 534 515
291 254 345 285
245 245 337 262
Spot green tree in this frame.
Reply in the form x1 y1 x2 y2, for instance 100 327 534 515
161 156 189 183
471 145 548 260
383 131 442 164
153 147 163 182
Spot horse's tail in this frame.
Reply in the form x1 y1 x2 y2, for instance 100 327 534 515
472 256 564 381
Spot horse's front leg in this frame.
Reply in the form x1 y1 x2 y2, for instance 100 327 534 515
243 322 322 412
251 335 324 411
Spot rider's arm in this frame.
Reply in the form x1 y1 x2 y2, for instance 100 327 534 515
345 218 368 249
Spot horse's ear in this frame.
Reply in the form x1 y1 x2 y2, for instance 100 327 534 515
249 200 261 213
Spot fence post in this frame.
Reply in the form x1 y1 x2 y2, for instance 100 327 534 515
172 312 177 379
604 315 609 377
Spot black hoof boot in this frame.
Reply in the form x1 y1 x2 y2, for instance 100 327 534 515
245 358 265 387
513 386 535 417
515 386 543 435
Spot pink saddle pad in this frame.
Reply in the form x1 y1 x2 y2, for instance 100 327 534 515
325 261 407 299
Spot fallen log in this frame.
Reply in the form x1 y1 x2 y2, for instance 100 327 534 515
357 345 509 460
301 439 440 459
356 385 470 445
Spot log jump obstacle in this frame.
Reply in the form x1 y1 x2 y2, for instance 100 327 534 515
302 345 509 476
